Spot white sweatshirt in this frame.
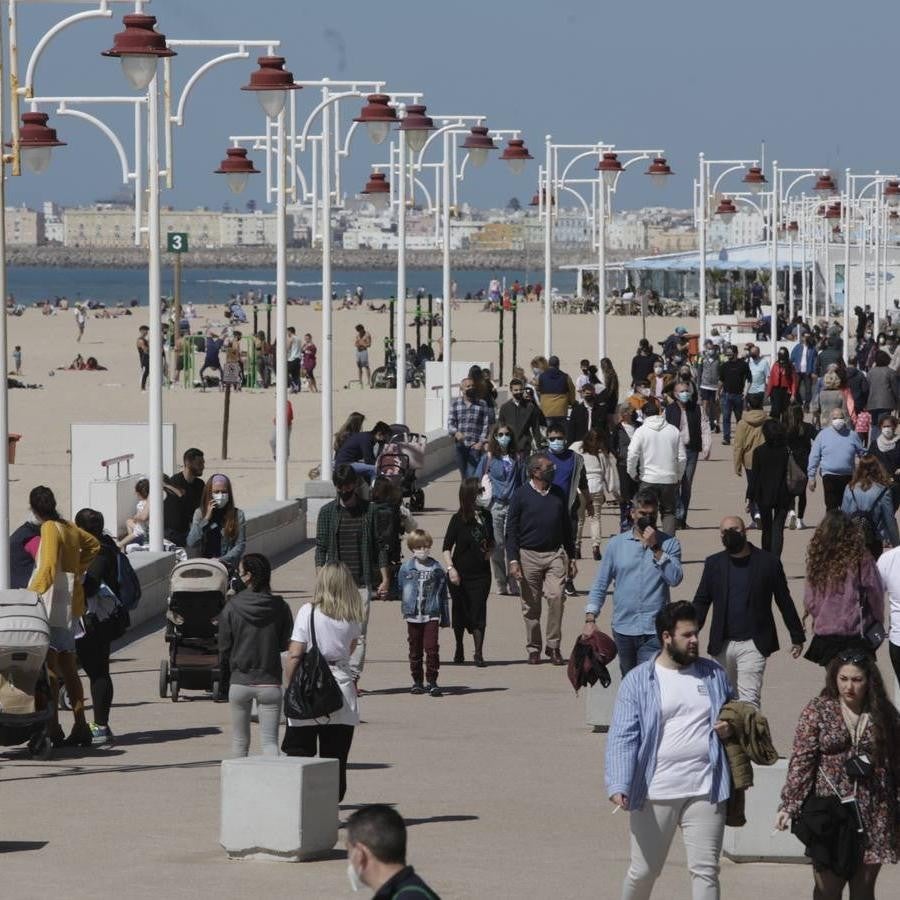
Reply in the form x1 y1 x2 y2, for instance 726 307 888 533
626 415 687 485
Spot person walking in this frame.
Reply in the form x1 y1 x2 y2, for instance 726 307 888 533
505 453 577 665
300 332 318 392
876 544 900 688
776 652 900 899
447 376 491 479
749 419 794 557
583 488 683 675
354 323 372 387
611 403 639 532
808 407 866 511
864 350 898 445
732 393 768 523
546 422 592 568
315 465 391 685
697 342 721 434
442 481 494 667
871 414 900 511
630 338 663 388
497 377 543 456
783 402 817 530
812 370 849 429
765 347 799 420
186 474 247 571
693 516 805 707
791 334 818 412
803 510 884 666
840 454 900 558
606 601 735 900
136 324 150 391
718 345 750 446
626 399 686 537
571 428 619 561
665 379 710 530
746 344 770 404
567 381 607 444
218 553 293 757
282 563 365 801
537 355 576 431
477 424 525 594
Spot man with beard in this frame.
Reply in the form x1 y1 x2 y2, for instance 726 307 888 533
692 516 805 708
606 601 735 900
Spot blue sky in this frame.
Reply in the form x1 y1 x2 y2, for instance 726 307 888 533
3 0 895 214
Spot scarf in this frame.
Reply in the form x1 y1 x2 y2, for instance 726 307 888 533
876 434 898 454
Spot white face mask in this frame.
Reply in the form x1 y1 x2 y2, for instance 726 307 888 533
832 419 846 431
346 862 365 892
412 548 429 561
28 511 40 526
882 427 895 440
653 366 663 375
211 491 229 508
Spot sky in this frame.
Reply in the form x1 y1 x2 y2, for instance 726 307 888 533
3 0 897 216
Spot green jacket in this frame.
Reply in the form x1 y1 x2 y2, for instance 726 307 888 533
315 498 387 588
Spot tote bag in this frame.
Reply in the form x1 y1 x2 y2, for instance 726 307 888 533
34 523 75 630
283 607 344 721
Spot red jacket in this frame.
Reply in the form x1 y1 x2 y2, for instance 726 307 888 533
766 362 798 396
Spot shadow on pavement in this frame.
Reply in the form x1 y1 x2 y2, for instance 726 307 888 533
440 686 508 696
404 814 479 827
346 762 392 770
114 726 221 746
0 840 47 853
0 758 220 784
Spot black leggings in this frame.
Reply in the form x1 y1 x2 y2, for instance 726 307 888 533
890 642 900 690
281 724 354 801
139 352 150 390
75 623 114 726
793 490 807 520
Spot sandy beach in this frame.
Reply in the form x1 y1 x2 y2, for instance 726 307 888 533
6 299 687 517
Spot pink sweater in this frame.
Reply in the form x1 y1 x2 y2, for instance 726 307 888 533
803 555 884 636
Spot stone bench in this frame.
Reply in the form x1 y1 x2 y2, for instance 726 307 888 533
220 756 339 861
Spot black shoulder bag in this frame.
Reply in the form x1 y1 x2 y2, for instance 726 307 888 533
857 560 887 651
284 606 345 720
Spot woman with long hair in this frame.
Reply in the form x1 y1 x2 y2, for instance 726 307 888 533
28 485 100 747
218 553 293 757
782 401 817 529
570 428 619 561
442 477 494 666
598 357 620 417
186 473 246 571
803 510 884 666
749 419 793 557
871 413 900 511
765 346 799 420
282 562 365 800
776 651 900 899
841 455 900 559
478 424 524 594
333 411 366 454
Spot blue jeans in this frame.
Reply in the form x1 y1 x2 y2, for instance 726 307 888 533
348 461 377 481
721 393 743 441
613 630 661 676
677 449 699 522
455 443 483 479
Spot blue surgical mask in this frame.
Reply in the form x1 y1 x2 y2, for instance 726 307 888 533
497 435 511 449
677 391 691 403
548 439 566 453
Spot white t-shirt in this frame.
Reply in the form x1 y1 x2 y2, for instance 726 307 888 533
647 663 713 801
876 546 900 644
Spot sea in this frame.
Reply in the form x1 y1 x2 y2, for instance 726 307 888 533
6 265 579 307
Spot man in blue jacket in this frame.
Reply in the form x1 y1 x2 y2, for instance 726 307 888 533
807 407 865 510
790 335 817 412
606 601 734 900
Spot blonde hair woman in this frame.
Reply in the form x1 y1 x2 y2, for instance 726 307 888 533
281 562 365 800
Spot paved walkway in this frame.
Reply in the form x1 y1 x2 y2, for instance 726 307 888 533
3 443 899 898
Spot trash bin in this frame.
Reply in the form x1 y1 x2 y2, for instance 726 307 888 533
8 433 21 464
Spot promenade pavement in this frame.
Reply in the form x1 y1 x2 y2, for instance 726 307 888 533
2 439 899 899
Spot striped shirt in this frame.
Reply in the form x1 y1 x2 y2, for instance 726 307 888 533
447 397 491 447
605 655 734 811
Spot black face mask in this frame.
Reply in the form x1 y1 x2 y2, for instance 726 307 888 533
721 530 747 553
635 514 657 531
465 388 478 400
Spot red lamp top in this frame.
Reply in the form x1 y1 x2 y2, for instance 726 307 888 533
353 94 397 124
462 125 497 152
361 172 390 195
398 104 434 134
742 165 767 188
102 14 175 59
501 138 533 163
813 172 838 195
646 156 673 177
787 220 799 233
596 151 623 175
241 56 301 93
823 202 842 221
16 112 66 149
715 197 738 216
214 147 259 176
884 180 900 200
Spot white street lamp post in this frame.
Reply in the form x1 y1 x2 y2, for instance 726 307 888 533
544 134 553 358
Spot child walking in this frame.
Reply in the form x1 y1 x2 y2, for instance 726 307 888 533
397 530 448 697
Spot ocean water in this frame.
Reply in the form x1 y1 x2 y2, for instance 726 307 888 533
6 265 578 306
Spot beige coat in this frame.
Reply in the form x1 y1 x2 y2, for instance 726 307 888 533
732 409 768 474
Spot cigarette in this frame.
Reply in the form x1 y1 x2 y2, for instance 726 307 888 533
611 805 622 815
769 829 780 836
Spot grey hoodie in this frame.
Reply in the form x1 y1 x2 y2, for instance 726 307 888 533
218 589 293 686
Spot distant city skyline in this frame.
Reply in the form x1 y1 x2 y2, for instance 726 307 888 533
2 0 892 217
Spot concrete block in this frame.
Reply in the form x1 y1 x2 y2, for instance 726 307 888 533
304 480 338 533
723 760 807 863
585 668 621 732
127 551 177 629
244 498 307 559
220 757 339 861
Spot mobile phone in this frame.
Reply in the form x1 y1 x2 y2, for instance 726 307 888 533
841 797 865 834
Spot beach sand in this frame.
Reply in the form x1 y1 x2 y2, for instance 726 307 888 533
6 299 688 518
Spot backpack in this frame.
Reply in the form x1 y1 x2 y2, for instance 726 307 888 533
116 550 142 611
847 488 888 559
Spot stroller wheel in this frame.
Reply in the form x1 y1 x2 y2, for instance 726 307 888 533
28 734 52 761
411 488 425 512
57 684 71 711
158 660 169 698
171 679 180 702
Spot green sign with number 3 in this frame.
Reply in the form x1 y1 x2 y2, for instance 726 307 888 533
167 232 189 253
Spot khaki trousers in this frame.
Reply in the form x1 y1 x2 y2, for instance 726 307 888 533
518 548 567 652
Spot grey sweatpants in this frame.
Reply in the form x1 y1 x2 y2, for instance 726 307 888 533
229 683 282 757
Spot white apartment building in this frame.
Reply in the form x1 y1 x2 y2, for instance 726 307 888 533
707 208 764 249
42 201 63 244
4 205 42 245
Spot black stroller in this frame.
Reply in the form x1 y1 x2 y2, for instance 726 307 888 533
159 559 228 702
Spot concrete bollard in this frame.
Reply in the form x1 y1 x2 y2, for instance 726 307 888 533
585 667 621 732
723 760 807 863
220 757 339 861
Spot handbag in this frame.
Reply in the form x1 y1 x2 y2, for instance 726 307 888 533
283 606 344 721
785 448 808 497
857 560 887 651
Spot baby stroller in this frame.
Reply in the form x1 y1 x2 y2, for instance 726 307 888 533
159 559 228 702
376 426 426 511
0 590 53 759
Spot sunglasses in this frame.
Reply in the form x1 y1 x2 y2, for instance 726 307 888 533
837 650 871 665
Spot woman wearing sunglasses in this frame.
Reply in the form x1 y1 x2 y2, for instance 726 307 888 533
776 651 900 899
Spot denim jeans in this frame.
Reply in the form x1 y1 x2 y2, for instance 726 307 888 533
454 443 483 479
613 630 661 677
677 449 699 522
721 393 744 441
490 502 510 588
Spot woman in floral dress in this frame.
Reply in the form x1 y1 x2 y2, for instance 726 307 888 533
776 650 900 899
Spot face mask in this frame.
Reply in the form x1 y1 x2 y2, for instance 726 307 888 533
532 367 541 377
347 862 365 893
535 465 555 484
865 333 872 339
677 391 691 403
882 427 895 440
338 487 357 504
721 530 747 554
879 338 887 345
653 366 663 375
751 352 759 360
511 392 524 403
640 387 651 397
497 434 511 449
412 548 430 561
211 492 229 508
548 439 566 453
28 512 40 526
465 388 478 400
832 419 846 431
635 513 657 531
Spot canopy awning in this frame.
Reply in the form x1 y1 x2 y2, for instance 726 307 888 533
623 242 797 272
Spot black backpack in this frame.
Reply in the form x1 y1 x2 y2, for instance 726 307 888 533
283 607 344 721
